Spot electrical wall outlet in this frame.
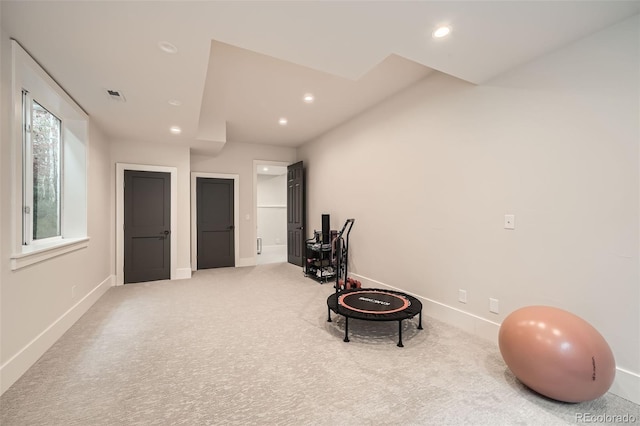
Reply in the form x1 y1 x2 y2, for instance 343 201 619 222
504 214 515 230
489 298 499 314
458 289 467 304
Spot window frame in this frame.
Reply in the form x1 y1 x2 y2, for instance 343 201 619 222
22 91 65 246
10 40 89 270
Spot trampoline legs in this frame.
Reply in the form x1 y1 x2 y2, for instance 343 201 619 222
344 317 350 342
327 303 423 347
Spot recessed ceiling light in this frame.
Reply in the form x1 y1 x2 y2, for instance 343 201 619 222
263 167 269 172
168 99 182 107
279 118 288 126
432 26 451 39
158 41 178 54
169 126 182 134
303 93 314 103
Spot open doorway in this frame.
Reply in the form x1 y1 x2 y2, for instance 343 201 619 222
256 163 288 264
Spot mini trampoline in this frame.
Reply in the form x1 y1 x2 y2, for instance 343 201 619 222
327 288 423 347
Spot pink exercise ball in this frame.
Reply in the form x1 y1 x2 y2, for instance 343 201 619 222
499 306 615 403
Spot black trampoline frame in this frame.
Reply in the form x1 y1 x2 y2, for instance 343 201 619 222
327 288 423 347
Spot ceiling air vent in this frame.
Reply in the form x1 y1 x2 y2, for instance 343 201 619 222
106 89 126 102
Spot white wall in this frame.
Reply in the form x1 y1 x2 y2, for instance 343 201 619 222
257 173 287 246
191 141 296 264
0 28 113 394
298 16 639 403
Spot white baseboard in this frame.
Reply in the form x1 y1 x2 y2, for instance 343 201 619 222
349 272 640 405
189 258 256 273
350 273 500 342
0 275 114 395
236 257 256 267
609 367 640 405
175 268 192 280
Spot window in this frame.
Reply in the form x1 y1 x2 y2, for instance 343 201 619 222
10 40 89 270
23 94 63 243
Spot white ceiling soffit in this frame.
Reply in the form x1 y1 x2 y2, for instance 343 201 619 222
2 1 639 149
200 41 432 147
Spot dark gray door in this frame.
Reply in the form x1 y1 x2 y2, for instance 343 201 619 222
287 161 305 266
124 170 171 283
197 177 235 269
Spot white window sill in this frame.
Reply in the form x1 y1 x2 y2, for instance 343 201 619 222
10 237 90 270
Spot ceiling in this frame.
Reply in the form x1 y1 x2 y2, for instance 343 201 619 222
257 165 288 177
2 1 639 154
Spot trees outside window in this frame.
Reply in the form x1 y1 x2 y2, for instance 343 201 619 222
30 100 62 241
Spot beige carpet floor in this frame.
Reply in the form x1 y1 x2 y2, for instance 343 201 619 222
1 262 638 425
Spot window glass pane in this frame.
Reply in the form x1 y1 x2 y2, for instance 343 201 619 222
32 101 61 240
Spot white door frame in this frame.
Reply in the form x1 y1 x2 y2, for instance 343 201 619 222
116 163 178 286
191 172 240 271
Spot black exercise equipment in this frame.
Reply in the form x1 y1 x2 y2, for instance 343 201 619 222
332 219 354 288
326 218 422 347
327 288 423 347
